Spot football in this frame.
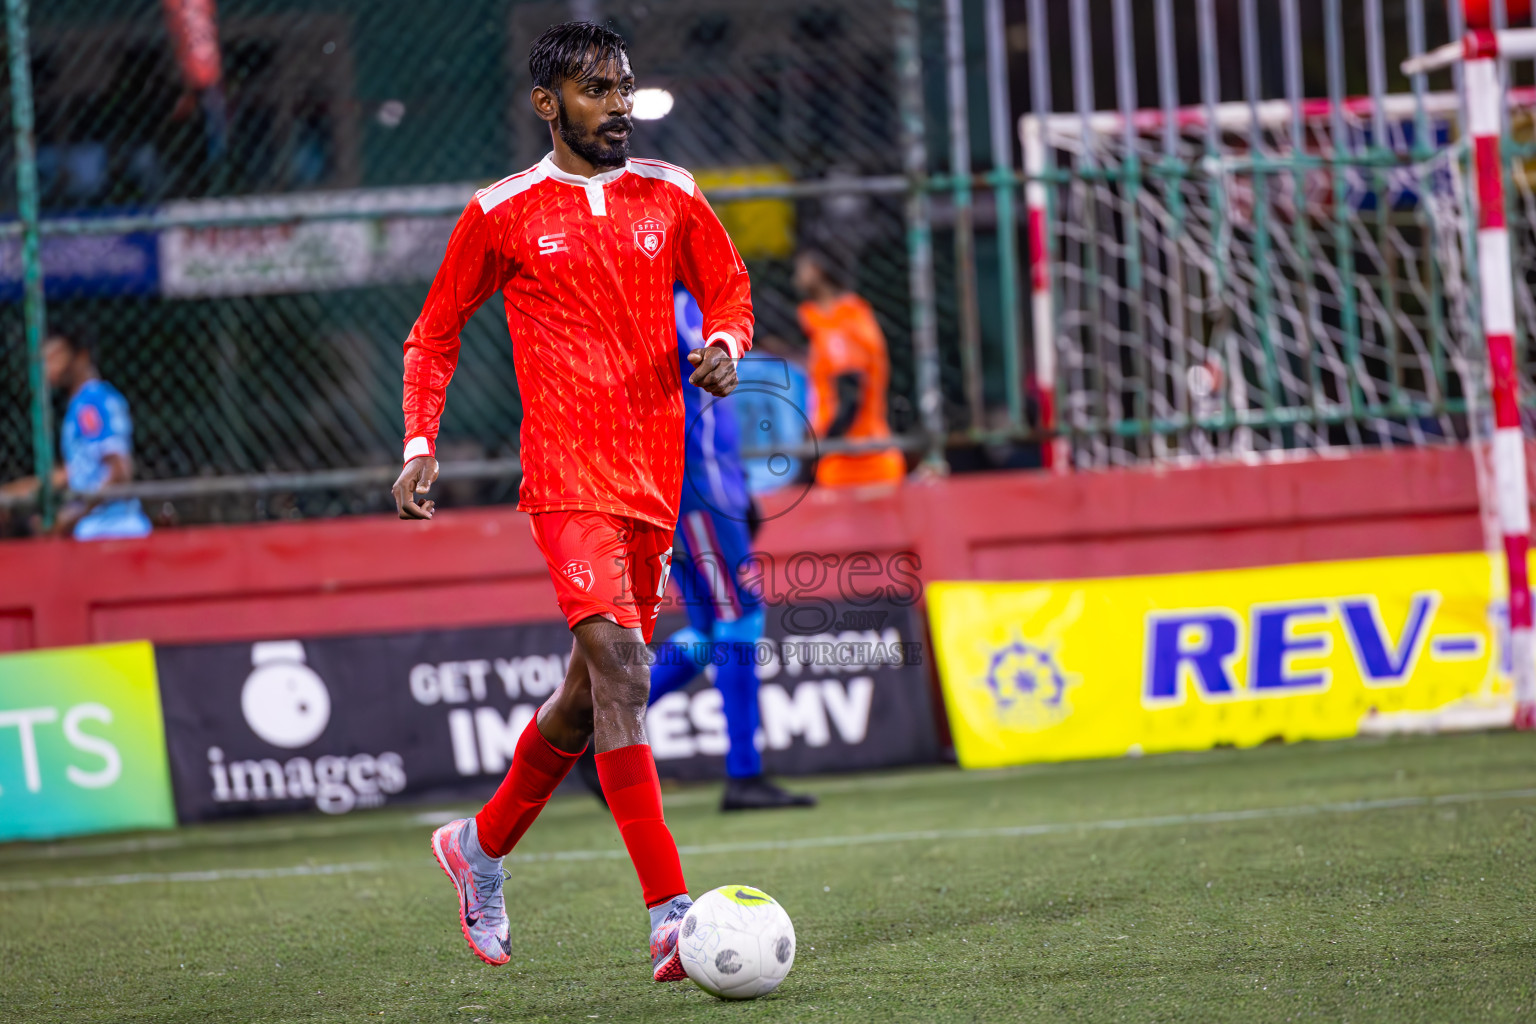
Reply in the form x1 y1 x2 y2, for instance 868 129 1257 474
677 885 796 1000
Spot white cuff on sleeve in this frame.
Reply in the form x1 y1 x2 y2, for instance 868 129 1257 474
403 436 433 463
706 331 743 359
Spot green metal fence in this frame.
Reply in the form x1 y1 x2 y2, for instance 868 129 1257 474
2 0 1527 535
4 0 1021 534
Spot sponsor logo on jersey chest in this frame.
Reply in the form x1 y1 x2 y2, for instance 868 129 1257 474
633 218 666 259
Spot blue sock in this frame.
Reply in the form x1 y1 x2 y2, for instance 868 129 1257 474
648 626 709 704
714 611 765 779
716 654 762 778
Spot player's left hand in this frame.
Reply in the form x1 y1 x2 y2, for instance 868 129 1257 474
688 345 738 398
393 456 439 520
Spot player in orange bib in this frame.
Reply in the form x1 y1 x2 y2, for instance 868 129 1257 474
793 250 906 487
390 22 752 983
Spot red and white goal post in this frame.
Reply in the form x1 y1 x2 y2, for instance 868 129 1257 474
1407 28 1536 729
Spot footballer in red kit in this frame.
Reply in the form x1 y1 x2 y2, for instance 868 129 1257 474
392 21 750 982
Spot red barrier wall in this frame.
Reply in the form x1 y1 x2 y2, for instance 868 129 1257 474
0 446 1488 652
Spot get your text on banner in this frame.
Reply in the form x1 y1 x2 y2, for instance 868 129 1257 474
154 600 935 821
929 554 1508 770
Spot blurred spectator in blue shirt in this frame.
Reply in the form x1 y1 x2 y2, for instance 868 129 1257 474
2 329 152 540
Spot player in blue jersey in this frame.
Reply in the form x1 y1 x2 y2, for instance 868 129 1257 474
576 285 815 811
3 329 152 540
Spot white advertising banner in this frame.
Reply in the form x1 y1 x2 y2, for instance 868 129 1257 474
157 183 472 298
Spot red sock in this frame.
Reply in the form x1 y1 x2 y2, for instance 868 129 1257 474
474 716 582 858
595 744 688 908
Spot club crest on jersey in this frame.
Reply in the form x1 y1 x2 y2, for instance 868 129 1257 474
562 559 595 592
77 404 103 438
633 218 666 260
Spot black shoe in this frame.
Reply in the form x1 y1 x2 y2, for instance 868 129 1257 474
575 745 606 807
720 776 817 812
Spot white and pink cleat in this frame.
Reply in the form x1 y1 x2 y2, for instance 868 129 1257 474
430 818 512 966
649 895 693 982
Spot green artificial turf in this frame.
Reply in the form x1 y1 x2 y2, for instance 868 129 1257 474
2 732 1534 1023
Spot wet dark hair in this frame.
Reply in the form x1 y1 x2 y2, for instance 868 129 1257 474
528 21 629 92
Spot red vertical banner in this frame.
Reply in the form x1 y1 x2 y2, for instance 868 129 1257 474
1463 0 1533 30
162 0 222 92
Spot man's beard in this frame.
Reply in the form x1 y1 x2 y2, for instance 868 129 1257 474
556 99 631 169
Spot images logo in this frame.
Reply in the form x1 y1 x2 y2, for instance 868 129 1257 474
241 641 330 748
209 641 406 815
982 638 1074 731
683 355 818 529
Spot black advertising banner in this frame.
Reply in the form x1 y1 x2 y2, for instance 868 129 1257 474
154 619 574 823
154 601 936 821
648 601 936 782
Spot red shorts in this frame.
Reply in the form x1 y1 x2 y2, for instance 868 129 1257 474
529 510 674 642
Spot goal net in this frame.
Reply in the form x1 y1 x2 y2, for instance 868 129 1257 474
1023 90 1536 473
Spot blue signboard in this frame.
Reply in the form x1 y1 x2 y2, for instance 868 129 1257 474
0 218 159 299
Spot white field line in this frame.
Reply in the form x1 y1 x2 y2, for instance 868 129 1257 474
6 787 1536 891
0 860 380 893
411 810 475 826
408 791 712 827
0 744 1440 865
507 786 1536 863
3 760 1126 862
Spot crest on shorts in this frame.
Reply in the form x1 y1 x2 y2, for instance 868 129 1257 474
633 218 666 260
562 559 595 592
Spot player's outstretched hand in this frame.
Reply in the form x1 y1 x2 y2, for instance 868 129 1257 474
393 456 439 520
688 345 738 398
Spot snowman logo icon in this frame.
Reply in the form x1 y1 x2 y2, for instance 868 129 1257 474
241 641 332 749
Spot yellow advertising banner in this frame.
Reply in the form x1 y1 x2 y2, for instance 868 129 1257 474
928 553 1512 769
693 165 795 260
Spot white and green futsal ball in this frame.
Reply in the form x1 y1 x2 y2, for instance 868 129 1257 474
677 884 796 1000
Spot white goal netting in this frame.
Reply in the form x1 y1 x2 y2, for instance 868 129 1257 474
1026 91 1536 473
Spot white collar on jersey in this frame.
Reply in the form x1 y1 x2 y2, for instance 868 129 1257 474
539 153 627 215
538 153 630 187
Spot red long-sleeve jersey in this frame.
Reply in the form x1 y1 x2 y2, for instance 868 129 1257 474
402 154 754 529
